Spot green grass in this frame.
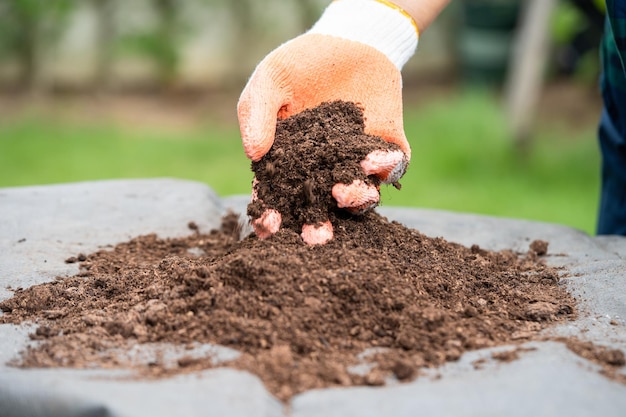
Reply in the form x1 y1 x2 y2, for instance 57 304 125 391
0 92 601 234
393 92 600 234
0 115 253 194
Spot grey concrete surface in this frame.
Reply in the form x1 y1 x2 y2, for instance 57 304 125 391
1 179 625 417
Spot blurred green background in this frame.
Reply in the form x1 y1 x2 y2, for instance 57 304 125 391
0 0 605 235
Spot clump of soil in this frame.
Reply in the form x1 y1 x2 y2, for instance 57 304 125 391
248 101 401 230
0 102 582 401
563 338 626 384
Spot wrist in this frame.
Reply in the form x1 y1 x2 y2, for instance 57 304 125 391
307 0 419 70
393 0 451 35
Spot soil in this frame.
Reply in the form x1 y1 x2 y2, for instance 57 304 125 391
0 213 576 400
563 338 626 384
0 101 618 402
248 101 400 229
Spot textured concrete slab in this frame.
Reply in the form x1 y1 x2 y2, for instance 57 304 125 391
0 179 227 301
1 179 625 417
292 342 626 417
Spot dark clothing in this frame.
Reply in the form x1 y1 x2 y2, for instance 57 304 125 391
598 0 626 235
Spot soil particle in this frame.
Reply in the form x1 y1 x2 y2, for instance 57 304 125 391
0 102 589 402
529 240 549 256
491 347 536 363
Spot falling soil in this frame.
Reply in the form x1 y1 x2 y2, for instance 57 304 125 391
0 101 591 401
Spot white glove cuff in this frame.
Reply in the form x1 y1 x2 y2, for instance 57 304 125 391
308 0 419 70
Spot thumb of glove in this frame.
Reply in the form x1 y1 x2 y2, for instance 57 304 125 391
237 63 289 162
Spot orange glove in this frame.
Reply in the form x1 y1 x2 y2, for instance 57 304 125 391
238 0 419 245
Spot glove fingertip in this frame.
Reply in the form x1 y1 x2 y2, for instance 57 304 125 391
252 209 282 239
241 126 276 162
361 149 408 184
301 221 333 245
238 83 285 162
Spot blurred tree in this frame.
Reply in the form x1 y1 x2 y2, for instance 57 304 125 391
120 0 186 89
551 0 604 83
216 0 324 83
0 0 73 91
92 0 115 90
222 0 257 82
458 0 522 86
505 0 557 147
151 0 179 85
295 0 324 32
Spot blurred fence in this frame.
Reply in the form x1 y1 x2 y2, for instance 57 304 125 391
0 0 324 91
0 0 601 93
0 0 462 93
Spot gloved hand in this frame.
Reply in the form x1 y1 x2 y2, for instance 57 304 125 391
238 0 419 245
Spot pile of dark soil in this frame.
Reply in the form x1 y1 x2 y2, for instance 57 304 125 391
0 101 586 401
0 213 575 400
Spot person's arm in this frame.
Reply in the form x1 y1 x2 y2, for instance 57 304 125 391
238 0 451 245
392 0 451 33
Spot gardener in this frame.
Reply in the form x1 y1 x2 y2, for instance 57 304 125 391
238 0 626 242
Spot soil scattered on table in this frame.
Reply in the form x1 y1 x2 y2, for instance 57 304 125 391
0 214 576 400
563 338 626 384
0 102 582 401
